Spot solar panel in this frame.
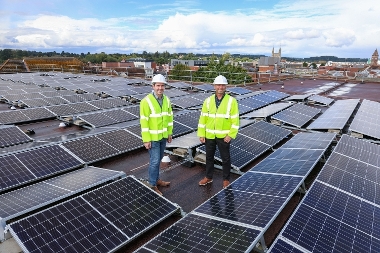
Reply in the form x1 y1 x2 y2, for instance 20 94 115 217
46 104 79 116
349 99 380 140
96 129 143 152
307 94 334 106
0 167 125 241
9 176 179 253
69 102 99 113
0 125 32 148
0 145 83 192
241 102 292 119
271 103 321 128
171 96 203 109
87 98 118 109
164 89 190 98
239 121 292 146
265 90 289 100
0 111 31 124
61 136 119 163
238 97 267 110
15 145 83 178
307 99 360 131
172 121 193 138
136 213 260 253
20 98 51 107
174 111 200 130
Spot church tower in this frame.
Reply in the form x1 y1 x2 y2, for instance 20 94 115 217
371 49 378 66
272 47 281 58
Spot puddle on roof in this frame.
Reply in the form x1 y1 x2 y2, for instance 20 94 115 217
329 83 358 96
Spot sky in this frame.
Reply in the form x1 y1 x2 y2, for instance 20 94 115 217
1 0 379 58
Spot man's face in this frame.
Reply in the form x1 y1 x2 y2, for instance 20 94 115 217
153 82 165 96
214 84 226 95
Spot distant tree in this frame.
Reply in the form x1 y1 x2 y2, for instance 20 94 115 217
310 63 317 69
303 62 308 67
170 64 191 81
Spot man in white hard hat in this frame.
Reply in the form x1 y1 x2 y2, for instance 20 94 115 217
197 75 239 188
140 74 173 195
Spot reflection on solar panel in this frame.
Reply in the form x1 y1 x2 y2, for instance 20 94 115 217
197 121 291 170
268 134 380 253
307 94 334 106
136 213 260 253
0 145 83 192
271 103 321 128
9 176 179 253
307 99 359 131
284 94 311 101
0 166 125 241
227 87 252 95
241 102 292 119
194 83 214 92
349 99 380 140
265 90 289 100
167 81 192 90
124 124 142 138
164 89 190 98
0 125 32 148
122 105 140 117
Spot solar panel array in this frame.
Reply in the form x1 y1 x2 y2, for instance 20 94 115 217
349 99 380 140
307 99 360 131
197 121 292 170
271 103 321 128
61 129 143 163
269 134 380 253
0 145 83 192
8 176 179 253
307 94 334 106
0 166 125 241
0 125 33 148
227 87 252 95
137 132 336 253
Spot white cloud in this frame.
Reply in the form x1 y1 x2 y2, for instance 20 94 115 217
1 0 379 57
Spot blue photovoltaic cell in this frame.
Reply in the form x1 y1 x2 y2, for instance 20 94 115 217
15 145 82 178
136 213 260 253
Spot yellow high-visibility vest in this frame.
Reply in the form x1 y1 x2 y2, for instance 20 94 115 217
140 93 173 142
197 94 239 139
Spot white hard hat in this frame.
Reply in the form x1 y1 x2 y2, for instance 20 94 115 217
213 75 228 85
152 74 167 85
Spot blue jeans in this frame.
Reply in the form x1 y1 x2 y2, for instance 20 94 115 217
148 138 167 186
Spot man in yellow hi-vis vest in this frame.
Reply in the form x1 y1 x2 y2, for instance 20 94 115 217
140 74 173 196
197 75 239 189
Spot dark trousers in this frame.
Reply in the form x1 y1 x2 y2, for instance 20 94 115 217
205 138 231 181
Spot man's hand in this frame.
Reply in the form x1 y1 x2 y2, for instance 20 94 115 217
144 142 151 149
167 135 172 143
199 137 205 143
224 135 232 143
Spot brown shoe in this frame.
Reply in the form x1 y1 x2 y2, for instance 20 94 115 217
223 180 230 188
199 177 213 186
151 186 162 195
157 179 170 187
